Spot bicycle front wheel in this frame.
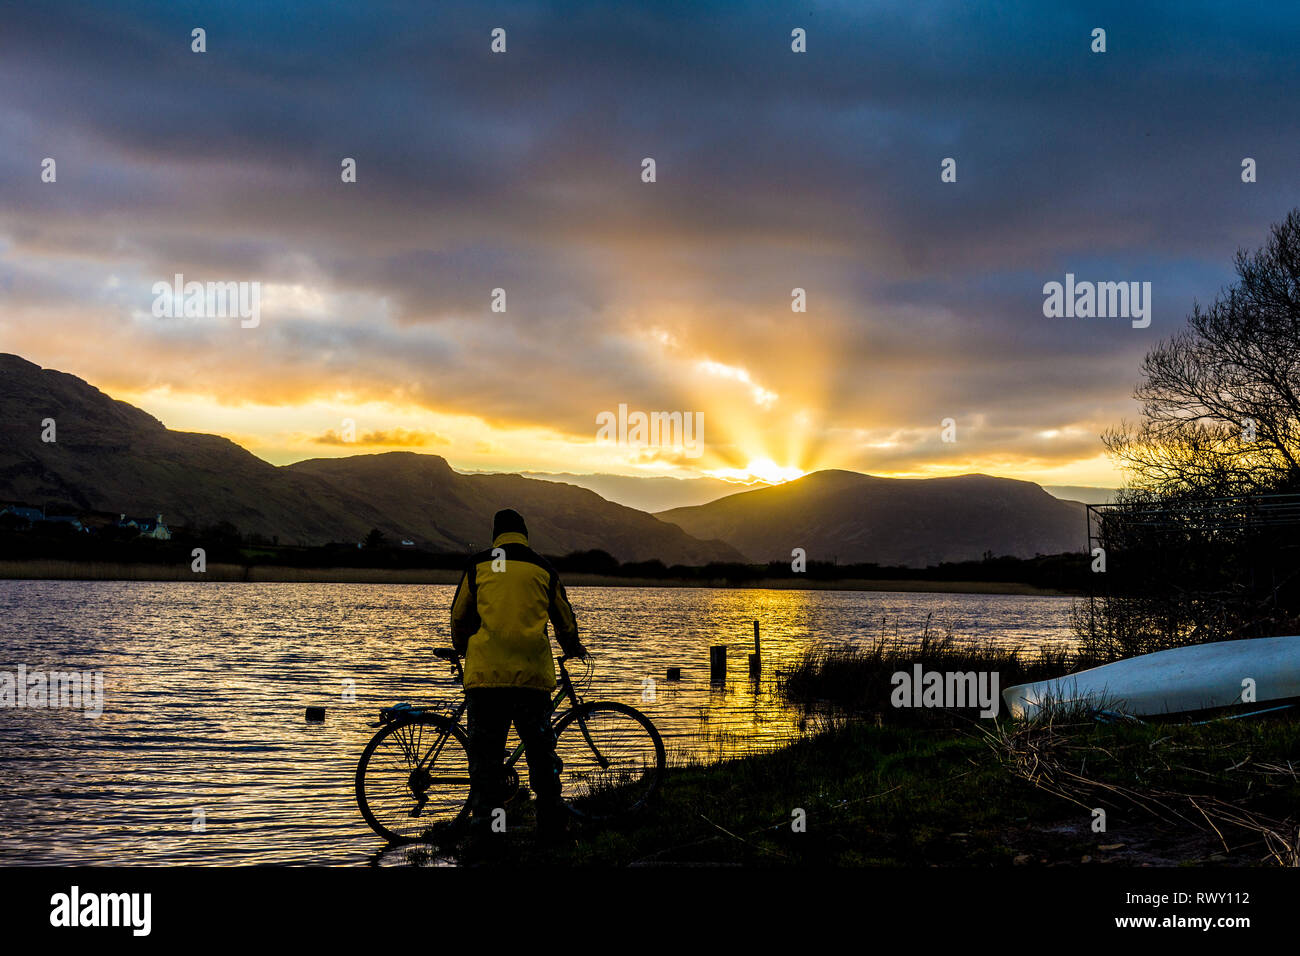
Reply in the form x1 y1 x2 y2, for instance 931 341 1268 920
552 701 665 823
355 715 471 844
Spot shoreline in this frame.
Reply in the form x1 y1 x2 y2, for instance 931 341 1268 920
0 560 1079 596
431 718 1287 867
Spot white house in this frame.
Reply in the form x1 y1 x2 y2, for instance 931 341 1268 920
117 513 172 540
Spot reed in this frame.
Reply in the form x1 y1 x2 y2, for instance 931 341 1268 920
778 616 1101 723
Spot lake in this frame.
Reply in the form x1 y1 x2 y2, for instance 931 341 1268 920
0 580 1076 865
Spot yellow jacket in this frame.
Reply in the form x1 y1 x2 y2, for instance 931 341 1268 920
450 531 581 690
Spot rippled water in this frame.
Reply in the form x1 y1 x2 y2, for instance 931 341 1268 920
0 581 1075 864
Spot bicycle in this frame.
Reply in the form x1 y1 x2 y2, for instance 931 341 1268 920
355 648 666 844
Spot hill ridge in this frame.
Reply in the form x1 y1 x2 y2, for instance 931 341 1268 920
0 354 742 563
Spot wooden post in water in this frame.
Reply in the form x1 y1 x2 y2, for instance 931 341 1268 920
710 645 726 684
749 620 762 676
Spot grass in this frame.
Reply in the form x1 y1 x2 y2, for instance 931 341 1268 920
407 711 1300 867
417 719 1049 866
398 625 1300 867
777 628 1102 723
989 712 1300 865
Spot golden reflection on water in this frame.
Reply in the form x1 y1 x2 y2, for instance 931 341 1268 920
0 581 1073 864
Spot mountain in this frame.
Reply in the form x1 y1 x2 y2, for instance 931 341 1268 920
515 471 1119 514
0 354 742 564
283 456 744 562
657 470 1087 566
1043 485 1118 505
517 472 770 512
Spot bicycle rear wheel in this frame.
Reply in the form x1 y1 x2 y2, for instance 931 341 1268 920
552 701 665 823
355 715 471 843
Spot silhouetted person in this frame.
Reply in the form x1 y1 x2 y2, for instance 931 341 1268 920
450 508 586 851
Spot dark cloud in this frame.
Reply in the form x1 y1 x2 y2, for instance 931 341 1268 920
2 1 1299 476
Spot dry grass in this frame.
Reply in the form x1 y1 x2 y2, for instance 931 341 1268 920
984 715 1300 866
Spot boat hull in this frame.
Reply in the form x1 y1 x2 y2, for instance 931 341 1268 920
1002 635 1300 719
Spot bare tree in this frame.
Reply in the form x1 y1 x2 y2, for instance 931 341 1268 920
1104 209 1300 496
1081 211 1300 656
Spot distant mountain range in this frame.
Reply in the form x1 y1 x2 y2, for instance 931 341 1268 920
656 470 1087 566
1041 485 1118 505
0 353 1089 567
521 471 1115 511
0 354 741 564
518 472 769 512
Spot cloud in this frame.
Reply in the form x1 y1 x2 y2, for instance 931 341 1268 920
3 1 1299 483
311 427 451 448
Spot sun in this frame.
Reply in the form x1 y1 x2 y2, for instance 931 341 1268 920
709 458 806 485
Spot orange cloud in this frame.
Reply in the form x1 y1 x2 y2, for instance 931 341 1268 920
312 427 450 447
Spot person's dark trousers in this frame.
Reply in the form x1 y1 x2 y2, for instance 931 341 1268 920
465 687 565 841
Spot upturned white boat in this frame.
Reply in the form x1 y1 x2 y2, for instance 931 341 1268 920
1001 635 1300 719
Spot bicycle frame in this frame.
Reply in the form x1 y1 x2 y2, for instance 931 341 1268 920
402 653 596 779
357 649 663 841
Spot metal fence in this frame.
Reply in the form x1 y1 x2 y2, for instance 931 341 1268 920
1082 492 1300 645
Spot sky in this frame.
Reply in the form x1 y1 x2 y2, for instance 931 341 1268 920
3 1 1299 488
